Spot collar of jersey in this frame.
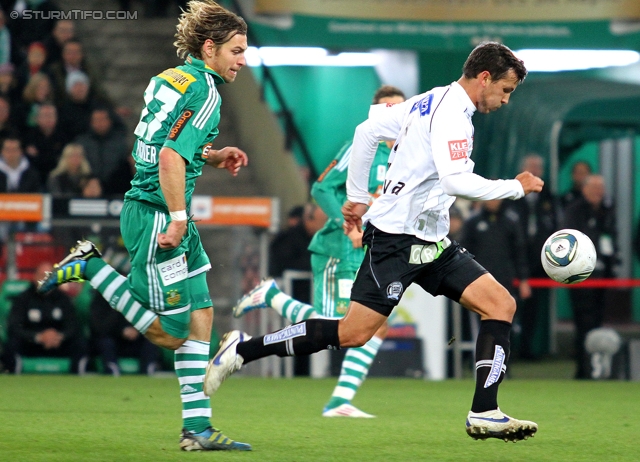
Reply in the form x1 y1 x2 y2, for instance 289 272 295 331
450 81 476 116
184 55 225 84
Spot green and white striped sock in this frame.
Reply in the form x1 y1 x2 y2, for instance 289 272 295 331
86 258 157 333
268 288 316 323
326 336 383 409
176 340 211 433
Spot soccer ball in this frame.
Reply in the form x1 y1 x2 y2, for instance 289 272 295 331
541 229 597 284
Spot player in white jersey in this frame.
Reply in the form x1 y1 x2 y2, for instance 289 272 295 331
206 42 542 443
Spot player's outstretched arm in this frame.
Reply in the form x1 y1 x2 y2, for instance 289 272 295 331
204 146 248 176
441 171 530 201
515 171 544 195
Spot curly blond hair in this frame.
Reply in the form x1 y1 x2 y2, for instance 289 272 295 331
174 0 247 60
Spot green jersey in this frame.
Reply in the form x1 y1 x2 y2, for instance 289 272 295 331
125 56 225 211
308 140 390 263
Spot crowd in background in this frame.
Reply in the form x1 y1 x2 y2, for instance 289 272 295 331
0 2 625 379
0 3 155 376
0 2 134 199
455 156 619 379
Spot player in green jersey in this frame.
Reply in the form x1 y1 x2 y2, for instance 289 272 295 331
38 1 251 451
233 85 406 418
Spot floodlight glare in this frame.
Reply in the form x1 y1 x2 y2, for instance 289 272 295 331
246 46 380 67
514 49 640 72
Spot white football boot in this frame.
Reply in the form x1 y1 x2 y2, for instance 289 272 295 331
232 278 278 318
466 408 538 442
322 403 376 418
204 330 251 396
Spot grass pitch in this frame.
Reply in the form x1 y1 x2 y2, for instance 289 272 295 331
1 374 639 461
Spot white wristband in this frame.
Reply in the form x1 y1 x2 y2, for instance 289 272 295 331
170 210 188 221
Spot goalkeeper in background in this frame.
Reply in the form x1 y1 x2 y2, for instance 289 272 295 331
233 85 406 418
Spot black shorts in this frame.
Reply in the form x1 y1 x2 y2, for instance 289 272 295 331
351 225 487 316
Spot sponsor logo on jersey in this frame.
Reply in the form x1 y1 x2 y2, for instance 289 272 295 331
386 281 403 300
410 93 434 116
409 244 439 264
484 345 506 388
316 159 338 182
166 289 181 306
158 68 196 94
448 139 468 160
338 279 353 299
263 323 307 345
157 254 188 286
168 110 193 140
336 301 348 315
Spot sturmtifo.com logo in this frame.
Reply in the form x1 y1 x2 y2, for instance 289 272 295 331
11 9 138 20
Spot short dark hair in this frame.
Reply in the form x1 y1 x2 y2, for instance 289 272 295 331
373 85 405 104
463 42 527 83
1 135 21 150
572 161 592 174
63 38 82 50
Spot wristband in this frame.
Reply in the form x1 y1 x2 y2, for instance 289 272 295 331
170 210 188 221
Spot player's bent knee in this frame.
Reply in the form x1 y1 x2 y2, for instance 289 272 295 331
489 291 517 321
144 326 187 350
339 330 372 348
150 335 186 350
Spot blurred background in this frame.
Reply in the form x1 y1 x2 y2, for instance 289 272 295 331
1 0 640 381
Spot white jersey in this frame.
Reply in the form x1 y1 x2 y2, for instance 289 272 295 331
347 81 524 242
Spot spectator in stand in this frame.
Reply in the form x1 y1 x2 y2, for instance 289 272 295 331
0 9 11 66
269 203 327 279
16 41 47 85
448 204 465 242
285 204 304 228
48 39 108 105
0 135 40 192
24 103 69 179
509 154 559 360
0 62 20 108
459 199 531 351
268 203 327 305
43 19 75 67
58 70 98 140
3 261 88 374
18 71 53 130
79 174 102 198
564 174 618 379
47 142 91 196
4 0 59 54
0 95 17 140
561 160 592 209
75 107 131 195
89 291 161 376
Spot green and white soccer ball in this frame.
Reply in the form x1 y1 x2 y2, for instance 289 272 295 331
541 229 597 284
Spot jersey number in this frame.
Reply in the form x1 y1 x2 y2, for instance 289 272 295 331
134 80 182 143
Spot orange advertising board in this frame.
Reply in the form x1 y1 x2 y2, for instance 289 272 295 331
0 194 44 222
191 196 277 229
